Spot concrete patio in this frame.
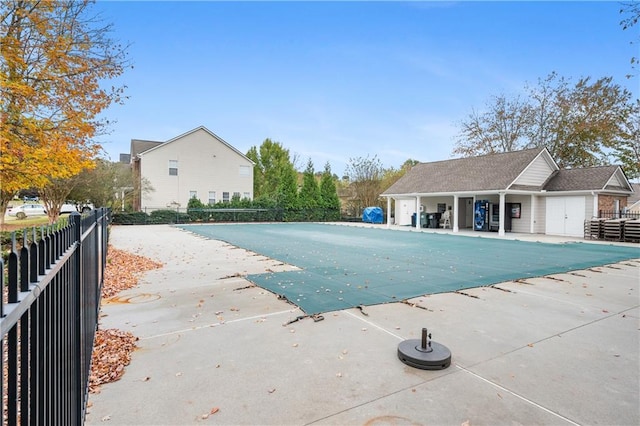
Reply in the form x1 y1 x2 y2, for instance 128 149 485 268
85 224 639 425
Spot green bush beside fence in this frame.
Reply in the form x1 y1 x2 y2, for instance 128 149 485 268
111 207 343 225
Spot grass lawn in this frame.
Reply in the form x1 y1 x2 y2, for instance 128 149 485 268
2 214 53 232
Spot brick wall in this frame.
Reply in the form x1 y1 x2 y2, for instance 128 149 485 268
598 195 628 211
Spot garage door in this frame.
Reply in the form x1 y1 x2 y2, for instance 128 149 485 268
546 196 585 237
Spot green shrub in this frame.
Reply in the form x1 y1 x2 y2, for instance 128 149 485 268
111 211 149 225
148 209 190 224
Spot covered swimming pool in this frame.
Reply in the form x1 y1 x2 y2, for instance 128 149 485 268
179 223 640 315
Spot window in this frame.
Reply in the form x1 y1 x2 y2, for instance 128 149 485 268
169 160 178 176
189 191 197 199
243 192 250 200
222 192 230 203
239 165 250 176
208 191 216 205
233 192 241 200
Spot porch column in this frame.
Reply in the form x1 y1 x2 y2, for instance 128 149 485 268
386 197 392 228
530 195 536 233
415 196 421 229
453 195 459 232
498 192 506 236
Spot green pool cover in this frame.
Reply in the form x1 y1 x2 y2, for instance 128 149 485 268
179 223 639 315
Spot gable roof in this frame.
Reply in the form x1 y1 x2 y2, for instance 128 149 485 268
134 126 254 164
131 139 163 159
383 148 549 195
544 166 632 192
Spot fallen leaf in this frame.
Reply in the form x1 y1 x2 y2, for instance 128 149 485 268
268 388 276 393
101 247 162 298
527 343 534 347
89 329 138 393
210 407 220 414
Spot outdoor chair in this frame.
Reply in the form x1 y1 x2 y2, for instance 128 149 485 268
442 210 451 229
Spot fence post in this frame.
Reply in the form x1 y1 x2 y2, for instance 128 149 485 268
69 212 83 422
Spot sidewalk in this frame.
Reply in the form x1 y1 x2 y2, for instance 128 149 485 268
85 224 639 425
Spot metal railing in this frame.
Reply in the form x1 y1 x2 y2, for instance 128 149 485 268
598 210 640 219
0 208 109 425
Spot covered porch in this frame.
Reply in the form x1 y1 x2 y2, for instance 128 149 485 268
384 191 542 236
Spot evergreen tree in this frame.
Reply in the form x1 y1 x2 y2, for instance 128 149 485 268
299 158 321 208
276 162 299 210
319 162 340 209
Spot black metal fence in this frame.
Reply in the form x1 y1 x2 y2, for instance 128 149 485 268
598 210 640 219
0 208 109 425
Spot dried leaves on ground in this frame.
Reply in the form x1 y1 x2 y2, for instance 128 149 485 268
89 246 162 393
101 247 163 299
89 329 138 394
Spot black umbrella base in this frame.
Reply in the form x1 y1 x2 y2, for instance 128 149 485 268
397 328 451 370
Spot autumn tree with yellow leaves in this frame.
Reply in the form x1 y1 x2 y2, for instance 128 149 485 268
0 0 129 223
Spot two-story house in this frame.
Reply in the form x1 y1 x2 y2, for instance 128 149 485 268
130 126 254 211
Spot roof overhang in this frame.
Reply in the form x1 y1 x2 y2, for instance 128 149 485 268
382 187 634 199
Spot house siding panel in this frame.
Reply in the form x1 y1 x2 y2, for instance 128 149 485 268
507 195 531 233
534 196 546 233
514 155 555 186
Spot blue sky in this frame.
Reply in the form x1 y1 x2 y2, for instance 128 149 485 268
94 1 639 176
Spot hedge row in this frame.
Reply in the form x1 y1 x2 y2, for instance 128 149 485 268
111 208 342 225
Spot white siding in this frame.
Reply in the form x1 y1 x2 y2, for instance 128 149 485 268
140 128 253 210
507 195 531 233
513 155 555 186
421 197 454 213
585 194 595 219
534 196 546 234
605 173 624 189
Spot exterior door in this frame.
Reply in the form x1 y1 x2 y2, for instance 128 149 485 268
546 196 585 237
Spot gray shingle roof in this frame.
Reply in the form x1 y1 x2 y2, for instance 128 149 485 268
544 166 624 191
131 139 163 158
382 148 545 195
